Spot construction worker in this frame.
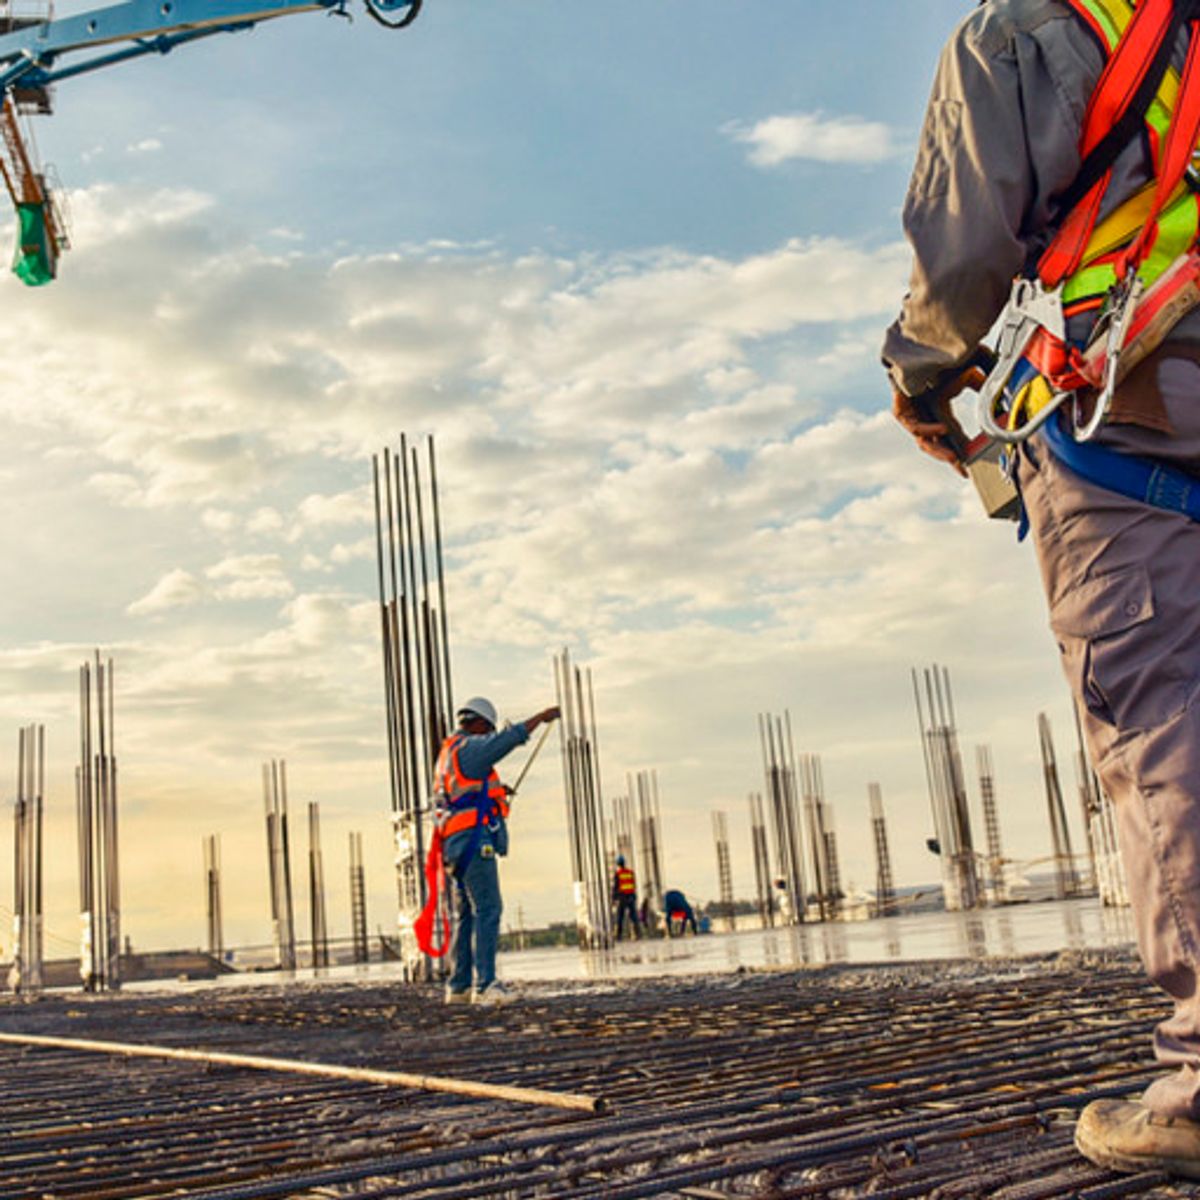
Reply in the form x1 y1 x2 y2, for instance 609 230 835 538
435 696 560 1005
884 0 1200 1178
662 888 697 938
611 855 641 941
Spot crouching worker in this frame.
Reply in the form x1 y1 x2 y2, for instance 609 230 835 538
435 696 559 1006
663 888 698 938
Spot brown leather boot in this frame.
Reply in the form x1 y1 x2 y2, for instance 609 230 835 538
1075 1099 1200 1178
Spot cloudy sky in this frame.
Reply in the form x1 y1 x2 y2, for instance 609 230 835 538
0 0 1089 958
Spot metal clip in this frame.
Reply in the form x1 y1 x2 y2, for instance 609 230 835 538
977 278 1068 444
1074 272 1144 442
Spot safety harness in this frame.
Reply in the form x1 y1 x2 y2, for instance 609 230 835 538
414 733 509 958
980 0 1200 452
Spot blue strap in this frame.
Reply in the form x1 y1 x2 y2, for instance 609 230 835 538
447 790 494 878
1040 415 1200 520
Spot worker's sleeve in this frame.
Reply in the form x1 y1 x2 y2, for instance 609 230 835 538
882 11 1089 396
457 723 530 779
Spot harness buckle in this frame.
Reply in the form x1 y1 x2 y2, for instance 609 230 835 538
977 278 1070 444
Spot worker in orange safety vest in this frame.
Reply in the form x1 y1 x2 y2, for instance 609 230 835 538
435 695 559 1006
611 855 641 941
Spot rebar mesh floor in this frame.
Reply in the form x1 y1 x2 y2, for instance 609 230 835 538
2 951 1197 1199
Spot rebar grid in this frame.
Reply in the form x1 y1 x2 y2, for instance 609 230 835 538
0 955 1192 1199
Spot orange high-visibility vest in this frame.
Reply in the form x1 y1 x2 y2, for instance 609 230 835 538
614 866 636 896
1007 0 1200 413
433 733 509 839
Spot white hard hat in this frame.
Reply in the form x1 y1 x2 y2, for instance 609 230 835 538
457 696 497 729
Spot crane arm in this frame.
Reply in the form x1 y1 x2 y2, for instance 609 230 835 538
0 0 418 89
0 0 420 284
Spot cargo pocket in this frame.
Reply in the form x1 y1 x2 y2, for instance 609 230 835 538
1049 566 1164 731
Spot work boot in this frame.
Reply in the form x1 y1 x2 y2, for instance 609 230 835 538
444 987 472 1006
473 980 514 1006
1075 1098 1200 1178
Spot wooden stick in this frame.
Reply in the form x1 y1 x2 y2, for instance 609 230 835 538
0 1030 607 1114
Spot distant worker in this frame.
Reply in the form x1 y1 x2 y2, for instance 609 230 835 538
663 888 697 938
773 877 793 925
611 855 641 941
433 696 560 1005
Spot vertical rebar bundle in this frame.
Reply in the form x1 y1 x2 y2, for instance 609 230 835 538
631 769 665 930
976 745 1009 904
711 810 735 929
308 802 329 968
263 759 297 971
867 782 895 917
373 434 454 976
1067 704 1126 905
748 792 774 928
1038 713 1081 900
757 712 807 924
912 665 981 912
11 723 44 995
554 648 612 949
800 752 840 919
203 834 223 962
77 653 120 992
611 792 635 868
349 831 369 963
1070 705 1102 896
1092 789 1128 907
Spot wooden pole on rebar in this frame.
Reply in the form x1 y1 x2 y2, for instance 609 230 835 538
0 1031 607 1114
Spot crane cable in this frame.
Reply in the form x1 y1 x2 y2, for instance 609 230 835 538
363 0 422 30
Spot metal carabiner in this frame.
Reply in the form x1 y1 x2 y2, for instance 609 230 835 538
976 279 1067 444
1074 273 1144 442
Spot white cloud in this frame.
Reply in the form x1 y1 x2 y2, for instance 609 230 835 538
127 568 205 616
726 111 897 167
202 508 238 534
126 138 163 155
206 554 293 601
247 507 284 535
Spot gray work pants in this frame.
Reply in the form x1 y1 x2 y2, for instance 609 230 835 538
1017 356 1200 1118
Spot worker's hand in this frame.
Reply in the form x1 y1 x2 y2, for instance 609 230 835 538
891 365 985 480
524 705 561 733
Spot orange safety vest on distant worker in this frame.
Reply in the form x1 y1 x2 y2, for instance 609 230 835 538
614 866 636 896
433 732 510 839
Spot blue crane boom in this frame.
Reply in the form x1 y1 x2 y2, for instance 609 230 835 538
0 0 420 284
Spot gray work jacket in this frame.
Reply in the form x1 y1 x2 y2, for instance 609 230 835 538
882 0 1200 402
